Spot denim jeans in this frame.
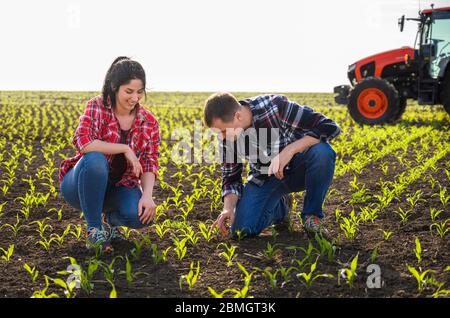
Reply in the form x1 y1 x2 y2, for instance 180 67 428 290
231 142 337 238
60 151 147 230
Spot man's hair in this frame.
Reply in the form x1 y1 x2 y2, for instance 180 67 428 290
203 92 241 127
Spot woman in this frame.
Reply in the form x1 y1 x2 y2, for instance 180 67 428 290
59 56 160 252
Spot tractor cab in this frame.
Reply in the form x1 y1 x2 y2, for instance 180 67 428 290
409 7 450 104
334 6 450 125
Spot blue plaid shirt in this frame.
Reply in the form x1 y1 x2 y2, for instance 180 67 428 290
220 94 341 200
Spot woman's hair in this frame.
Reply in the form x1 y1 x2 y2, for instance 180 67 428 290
102 56 146 108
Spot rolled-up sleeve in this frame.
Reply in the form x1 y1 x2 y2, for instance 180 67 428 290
72 100 101 152
140 121 160 177
275 95 341 142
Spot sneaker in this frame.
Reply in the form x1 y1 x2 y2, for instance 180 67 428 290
86 227 113 253
302 215 329 239
102 214 124 243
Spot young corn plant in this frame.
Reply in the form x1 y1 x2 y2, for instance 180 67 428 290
414 237 422 265
278 266 297 287
151 243 171 264
255 267 279 289
396 207 413 223
381 229 393 241
263 242 282 261
296 258 333 289
219 243 237 267
69 224 83 240
406 190 425 210
429 207 443 222
198 221 214 242
179 261 200 290
406 264 436 292
130 238 147 261
430 219 450 238
65 257 99 295
315 234 336 263
101 256 124 282
47 208 63 221
339 254 359 289
172 236 188 262
30 219 53 238
49 276 78 298
339 210 360 240
0 244 14 262
0 214 25 238
31 276 60 298
154 220 171 239
434 185 450 208
24 263 39 283
121 255 138 285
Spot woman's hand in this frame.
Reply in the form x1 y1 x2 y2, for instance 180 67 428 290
138 194 157 224
124 146 143 178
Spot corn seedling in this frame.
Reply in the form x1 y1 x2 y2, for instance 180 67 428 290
101 256 123 282
255 267 279 289
263 242 282 261
1 214 24 237
179 261 200 290
339 254 359 288
198 221 214 242
296 258 333 289
315 234 336 262
396 207 413 223
429 207 443 222
151 243 170 264
0 244 14 262
24 263 39 283
430 219 450 238
406 264 436 292
414 237 422 265
219 242 237 267
31 276 60 298
172 236 188 261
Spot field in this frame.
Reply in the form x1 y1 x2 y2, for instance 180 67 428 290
0 91 449 298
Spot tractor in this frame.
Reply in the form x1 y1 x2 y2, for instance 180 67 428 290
334 5 450 124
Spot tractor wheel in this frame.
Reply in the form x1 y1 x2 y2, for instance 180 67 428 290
441 72 450 116
348 77 400 125
389 97 407 123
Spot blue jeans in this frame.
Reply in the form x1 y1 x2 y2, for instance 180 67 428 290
60 151 147 230
231 142 337 238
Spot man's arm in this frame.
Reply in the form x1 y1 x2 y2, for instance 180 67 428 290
212 193 239 237
275 95 341 142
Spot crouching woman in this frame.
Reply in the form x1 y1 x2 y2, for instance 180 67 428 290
59 57 160 252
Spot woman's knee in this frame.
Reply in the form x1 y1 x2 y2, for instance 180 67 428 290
82 151 109 177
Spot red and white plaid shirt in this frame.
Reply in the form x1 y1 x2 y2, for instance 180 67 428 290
59 95 160 188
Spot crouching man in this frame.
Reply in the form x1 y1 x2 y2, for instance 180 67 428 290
204 93 341 239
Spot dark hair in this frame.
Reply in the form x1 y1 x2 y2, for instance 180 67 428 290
102 56 146 108
204 92 241 127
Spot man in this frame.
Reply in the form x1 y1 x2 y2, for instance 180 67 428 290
204 93 340 239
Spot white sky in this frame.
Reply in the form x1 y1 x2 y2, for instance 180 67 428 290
0 0 449 92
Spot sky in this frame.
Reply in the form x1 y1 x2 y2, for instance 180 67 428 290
0 0 449 92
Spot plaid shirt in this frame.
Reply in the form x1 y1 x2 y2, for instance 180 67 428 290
59 95 160 188
221 94 341 200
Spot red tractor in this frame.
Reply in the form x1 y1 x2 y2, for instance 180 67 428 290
334 6 450 124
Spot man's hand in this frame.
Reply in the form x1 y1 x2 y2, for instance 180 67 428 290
138 194 157 224
212 209 235 238
268 147 294 180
